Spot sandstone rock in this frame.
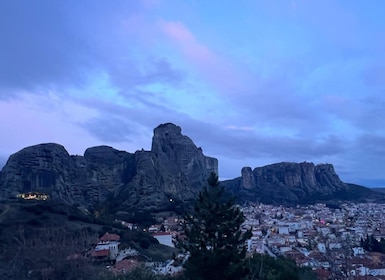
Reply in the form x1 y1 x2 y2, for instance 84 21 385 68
0 123 218 212
116 123 218 211
0 123 380 209
241 167 256 190
223 161 381 204
151 123 218 190
0 143 132 207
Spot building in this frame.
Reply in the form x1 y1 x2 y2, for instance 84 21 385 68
152 232 174 247
17 192 49 200
91 232 120 262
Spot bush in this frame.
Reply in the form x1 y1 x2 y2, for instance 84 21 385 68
139 238 151 249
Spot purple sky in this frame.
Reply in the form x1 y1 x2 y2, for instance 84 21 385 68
0 0 384 187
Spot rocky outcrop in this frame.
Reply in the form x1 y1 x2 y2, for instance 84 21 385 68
0 123 380 209
0 143 134 206
115 123 218 211
151 123 218 192
223 162 382 204
0 123 218 211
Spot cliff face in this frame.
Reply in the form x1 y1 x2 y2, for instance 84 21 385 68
0 123 218 210
223 162 381 204
0 123 380 210
115 123 218 211
0 143 135 206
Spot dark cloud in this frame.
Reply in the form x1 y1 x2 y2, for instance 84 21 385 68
218 62 328 138
77 95 193 145
357 134 385 156
83 117 138 143
0 0 143 96
0 1 89 92
187 125 346 160
334 134 385 187
356 97 385 132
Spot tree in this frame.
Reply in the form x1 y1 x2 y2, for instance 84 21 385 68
1 224 101 280
181 173 252 280
246 254 316 280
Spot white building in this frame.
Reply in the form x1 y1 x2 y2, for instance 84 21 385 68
152 232 174 247
92 232 120 261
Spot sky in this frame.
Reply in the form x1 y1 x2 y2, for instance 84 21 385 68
0 0 384 187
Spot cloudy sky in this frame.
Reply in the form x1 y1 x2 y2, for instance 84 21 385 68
0 0 384 187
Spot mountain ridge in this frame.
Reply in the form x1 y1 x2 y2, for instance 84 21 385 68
0 123 218 211
0 123 383 210
222 161 384 205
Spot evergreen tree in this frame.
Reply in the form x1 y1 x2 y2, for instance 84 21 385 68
181 173 252 280
246 254 317 280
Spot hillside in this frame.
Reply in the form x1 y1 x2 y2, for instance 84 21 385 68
0 199 177 279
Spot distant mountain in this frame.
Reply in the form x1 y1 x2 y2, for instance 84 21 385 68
222 163 384 205
372 188 385 194
0 123 383 212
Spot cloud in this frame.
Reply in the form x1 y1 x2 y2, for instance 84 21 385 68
0 0 384 188
0 93 100 155
337 134 385 187
158 20 246 95
159 20 215 65
83 117 138 143
107 57 185 90
0 1 91 94
0 0 151 97
357 134 385 156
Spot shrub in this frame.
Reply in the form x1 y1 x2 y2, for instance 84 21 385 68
139 238 151 249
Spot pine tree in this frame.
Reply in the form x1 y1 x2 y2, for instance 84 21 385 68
182 173 252 280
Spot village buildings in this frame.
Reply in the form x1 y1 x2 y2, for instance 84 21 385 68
86 202 385 278
240 202 385 279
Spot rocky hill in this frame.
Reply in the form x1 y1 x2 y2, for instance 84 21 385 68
0 123 382 211
222 162 384 204
0 123 218 211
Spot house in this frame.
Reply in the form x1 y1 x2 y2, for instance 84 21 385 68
317 243 326 253
278 226 289 235
91 232 120 262
352 247 365 256
112 259 140 274
152 232 174 247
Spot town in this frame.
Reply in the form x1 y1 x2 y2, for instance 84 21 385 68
93 202 385 279
240 202 385 279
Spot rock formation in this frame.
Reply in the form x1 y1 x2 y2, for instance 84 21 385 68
0 123 381 210
0 143 135 206
222 162 382 204
0 123 218 211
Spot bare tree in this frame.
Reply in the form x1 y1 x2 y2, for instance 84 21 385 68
1 225 102 280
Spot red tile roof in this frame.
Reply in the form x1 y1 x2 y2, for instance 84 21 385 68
91 249 109 257
100 232 120 242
